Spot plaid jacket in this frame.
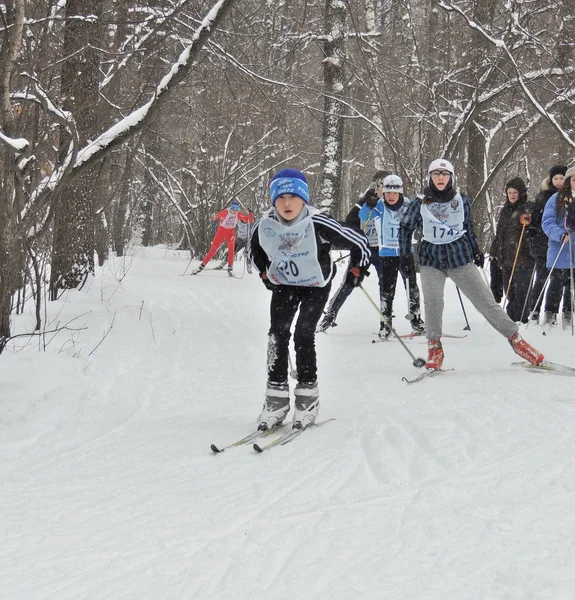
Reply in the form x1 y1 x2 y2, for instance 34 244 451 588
398 194 480 269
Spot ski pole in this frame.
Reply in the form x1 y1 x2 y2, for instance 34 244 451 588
404 274 414 321
569 234 574 336
456 286 471 331
359 284 426 368
502 222 527 311
528 239 566 320
288 352 297 380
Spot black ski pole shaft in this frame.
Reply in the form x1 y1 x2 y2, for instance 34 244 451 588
569 234 574 336
359 284 425 368
456 286 471 331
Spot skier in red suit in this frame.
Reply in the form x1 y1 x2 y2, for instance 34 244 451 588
192 201 253 276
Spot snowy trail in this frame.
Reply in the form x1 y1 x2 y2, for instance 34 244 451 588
2 246 575 599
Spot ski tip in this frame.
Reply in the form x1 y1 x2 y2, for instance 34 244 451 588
253 443 264 453
210 444 222 453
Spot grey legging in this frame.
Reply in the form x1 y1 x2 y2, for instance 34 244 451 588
420 263 518 340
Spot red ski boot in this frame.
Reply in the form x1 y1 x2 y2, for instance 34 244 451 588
426 339 444 370
508 332 544 365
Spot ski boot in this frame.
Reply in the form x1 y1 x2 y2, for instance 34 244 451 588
317 310 337 333
227 266 234 278
378 320 392 341
293 381 319 429
426 339 444 370
257 381 290 431
191 265 205 275
508 332 544 365
410 315 426 335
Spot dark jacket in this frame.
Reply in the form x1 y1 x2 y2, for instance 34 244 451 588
527 178 558 259
489 196 534 268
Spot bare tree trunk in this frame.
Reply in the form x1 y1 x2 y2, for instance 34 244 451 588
0 0 25 351
49 0 103 299
318 0 346 213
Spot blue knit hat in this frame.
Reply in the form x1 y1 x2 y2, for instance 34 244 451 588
229 200 241 211
269 168 309 205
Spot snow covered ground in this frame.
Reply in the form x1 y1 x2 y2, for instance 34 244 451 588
2 245 575 600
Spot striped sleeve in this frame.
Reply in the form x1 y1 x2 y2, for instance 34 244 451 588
312 212 371 266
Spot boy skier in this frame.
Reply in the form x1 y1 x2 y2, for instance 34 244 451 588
192 201 253 276
317 170 387 332
374 174 425 339
250 168 371 430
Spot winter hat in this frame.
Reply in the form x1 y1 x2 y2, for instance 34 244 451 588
228 200 241 211
505 177 527 194
428 158 454 175
382 174 403 193
269 168 309 205
564 166 575 180
549 164 567 179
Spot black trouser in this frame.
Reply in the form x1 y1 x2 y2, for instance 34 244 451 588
327 247 382 318
529 256 549 314
379 256 421 321
267 284 331 385
544 268 572 314
502 266 533 323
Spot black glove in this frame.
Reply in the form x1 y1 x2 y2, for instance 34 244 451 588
260 272 276 291
399 255 415 279
360 189 378 209
474 252 485 268
346 265 370 287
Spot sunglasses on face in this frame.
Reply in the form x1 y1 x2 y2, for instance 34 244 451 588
431 171 451 177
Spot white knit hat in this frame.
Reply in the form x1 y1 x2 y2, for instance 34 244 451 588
382 174 403 193
564 166 575 180
428 158 454 175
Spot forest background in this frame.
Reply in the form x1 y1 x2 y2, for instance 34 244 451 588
0 0 574 352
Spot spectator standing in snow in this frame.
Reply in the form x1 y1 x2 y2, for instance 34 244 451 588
398 158 544 371
374 174 425 339
317 170 388 332
489 177 534 323
192 201 253 276
540 166 575 330
525 164 566 320
249 168 370 430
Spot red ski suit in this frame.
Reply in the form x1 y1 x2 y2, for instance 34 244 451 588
201 208 253 267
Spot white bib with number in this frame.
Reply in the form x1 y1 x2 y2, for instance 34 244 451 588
360 210 379 247
421 194 466 245
258 208 328 287
376 207 404 248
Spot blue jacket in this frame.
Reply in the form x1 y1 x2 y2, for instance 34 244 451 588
542 192 574 269
374 198 413 257
399 194 480 269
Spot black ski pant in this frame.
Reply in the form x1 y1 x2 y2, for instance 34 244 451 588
267 284 331 386
379 256 421 322
544 268 572 315
327 247 382 318
529 256 549 315
502 265 533 323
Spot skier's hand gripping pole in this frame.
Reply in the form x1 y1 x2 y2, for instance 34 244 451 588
359 285 426 368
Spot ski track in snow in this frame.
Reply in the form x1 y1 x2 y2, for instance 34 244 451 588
2 246 575 599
